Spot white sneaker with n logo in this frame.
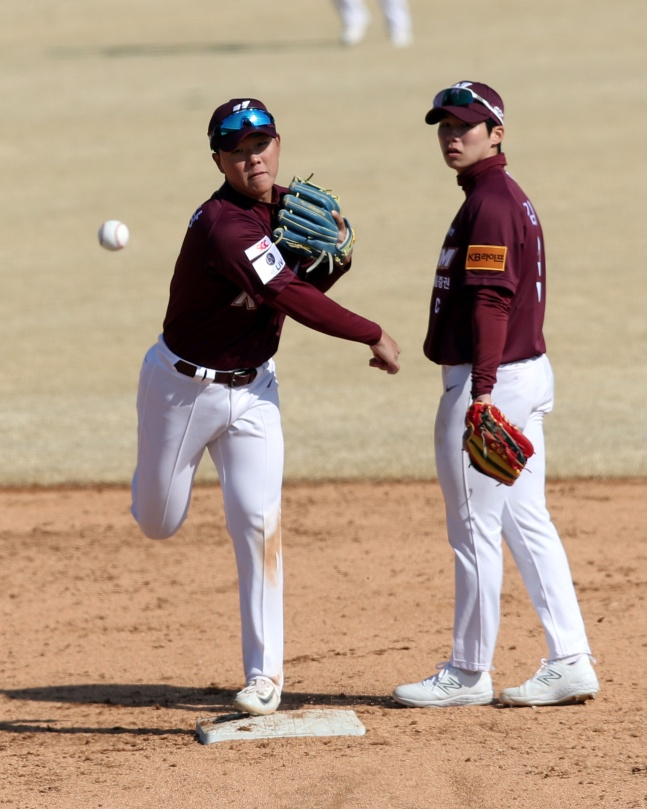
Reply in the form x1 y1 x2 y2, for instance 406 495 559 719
498 657 599 707
233 677 281 716
392 663 494 707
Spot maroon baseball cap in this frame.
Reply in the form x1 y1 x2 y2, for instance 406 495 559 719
425 82 505 126
208 98 278 152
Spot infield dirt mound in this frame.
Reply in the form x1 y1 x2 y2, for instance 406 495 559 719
1 480 645 808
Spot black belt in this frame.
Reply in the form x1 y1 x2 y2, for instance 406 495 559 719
174 360 257 388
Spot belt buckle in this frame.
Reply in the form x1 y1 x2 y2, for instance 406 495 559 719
229 369 255 388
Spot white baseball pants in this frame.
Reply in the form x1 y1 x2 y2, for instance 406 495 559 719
434 354 592 671
131 337 284 688
334 0 411 37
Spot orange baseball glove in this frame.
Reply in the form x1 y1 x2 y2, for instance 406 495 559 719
463 402 534 486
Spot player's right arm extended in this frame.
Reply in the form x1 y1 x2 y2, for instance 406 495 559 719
271 276 380 345
269 278 400 374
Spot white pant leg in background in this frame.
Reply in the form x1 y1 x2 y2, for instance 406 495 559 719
378 0 412 37
334 0 370 29
131 338 284 688
434 354 591 671
333 0 411 38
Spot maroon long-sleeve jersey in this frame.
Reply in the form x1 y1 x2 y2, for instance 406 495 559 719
163 182 381 370
423 154 547 388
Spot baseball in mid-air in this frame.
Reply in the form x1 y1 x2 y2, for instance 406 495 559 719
98 220 130 251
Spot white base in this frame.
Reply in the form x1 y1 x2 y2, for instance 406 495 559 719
196 709 366 745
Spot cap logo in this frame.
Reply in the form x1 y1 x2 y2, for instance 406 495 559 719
232 100 252 112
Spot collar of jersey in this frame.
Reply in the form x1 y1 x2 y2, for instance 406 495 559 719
457 153 507 189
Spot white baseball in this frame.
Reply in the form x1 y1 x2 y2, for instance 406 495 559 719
98 220 129 251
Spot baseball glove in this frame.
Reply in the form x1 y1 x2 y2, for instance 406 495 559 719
273 176 355 273
463 402 534 486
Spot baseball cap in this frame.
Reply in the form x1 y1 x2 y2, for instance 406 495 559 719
425 82 505 126
208 98 278 152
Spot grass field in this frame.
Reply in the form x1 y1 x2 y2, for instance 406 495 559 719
1 0 646 484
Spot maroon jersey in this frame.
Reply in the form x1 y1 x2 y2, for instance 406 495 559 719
423 154 546 369
163 182 380 369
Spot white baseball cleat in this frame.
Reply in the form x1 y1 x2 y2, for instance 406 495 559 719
389 29 412 47
341 12 370 46
498 657 599 707
392 663 494 707
233 677 281 716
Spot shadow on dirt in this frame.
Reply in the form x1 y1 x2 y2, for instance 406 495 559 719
49 40 339 59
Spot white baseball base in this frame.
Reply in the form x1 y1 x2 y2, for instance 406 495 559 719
196 709 366 745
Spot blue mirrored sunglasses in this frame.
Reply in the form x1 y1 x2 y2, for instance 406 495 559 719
217 108 275 136
433 87 504 124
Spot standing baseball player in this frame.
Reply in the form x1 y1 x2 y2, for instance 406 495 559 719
392 82 599 708
131 98 400 717
332 0 412 47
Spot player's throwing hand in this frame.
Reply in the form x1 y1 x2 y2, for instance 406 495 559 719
369 331 400 374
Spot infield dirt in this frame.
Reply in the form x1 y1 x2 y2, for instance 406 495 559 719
1 480 646 808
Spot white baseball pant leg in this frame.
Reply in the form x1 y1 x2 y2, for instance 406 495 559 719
378 0 411 37
434 354 591 672
334 0 370 30
131 337 284 688
333 0 411 36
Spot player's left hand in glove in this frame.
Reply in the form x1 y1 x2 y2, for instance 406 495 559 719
273 176 355 274
463 402 534 486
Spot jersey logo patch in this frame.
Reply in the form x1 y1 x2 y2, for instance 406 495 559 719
465 245 507 271
232 291 257 310
251 243 285 284
437 247 457 270
188 208 203 228
245 236 274 262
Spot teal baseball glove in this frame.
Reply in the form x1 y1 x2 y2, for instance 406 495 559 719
273 176 355 273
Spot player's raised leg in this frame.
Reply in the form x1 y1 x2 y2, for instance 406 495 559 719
131 340 226 539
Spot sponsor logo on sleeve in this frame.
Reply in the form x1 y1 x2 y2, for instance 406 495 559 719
251 243 285 284
465 245 507 271
244 236 273 262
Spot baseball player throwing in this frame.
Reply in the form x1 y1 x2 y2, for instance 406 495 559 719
131 98 400 717
392 82 599 708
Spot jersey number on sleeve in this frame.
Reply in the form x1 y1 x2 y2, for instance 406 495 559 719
523 200 543 304
535 235 543 303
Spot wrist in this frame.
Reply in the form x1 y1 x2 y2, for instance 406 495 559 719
335 219 355 260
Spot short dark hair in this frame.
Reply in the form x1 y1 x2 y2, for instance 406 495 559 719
485 118 502 154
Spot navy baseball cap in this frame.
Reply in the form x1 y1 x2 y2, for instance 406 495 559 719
208 99 278 152
426 82 505 126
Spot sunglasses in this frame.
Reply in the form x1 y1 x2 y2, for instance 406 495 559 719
433 87 504 124
215 108 275 137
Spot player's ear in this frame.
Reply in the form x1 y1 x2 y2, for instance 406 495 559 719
212 151 225 174
491 125 504 147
